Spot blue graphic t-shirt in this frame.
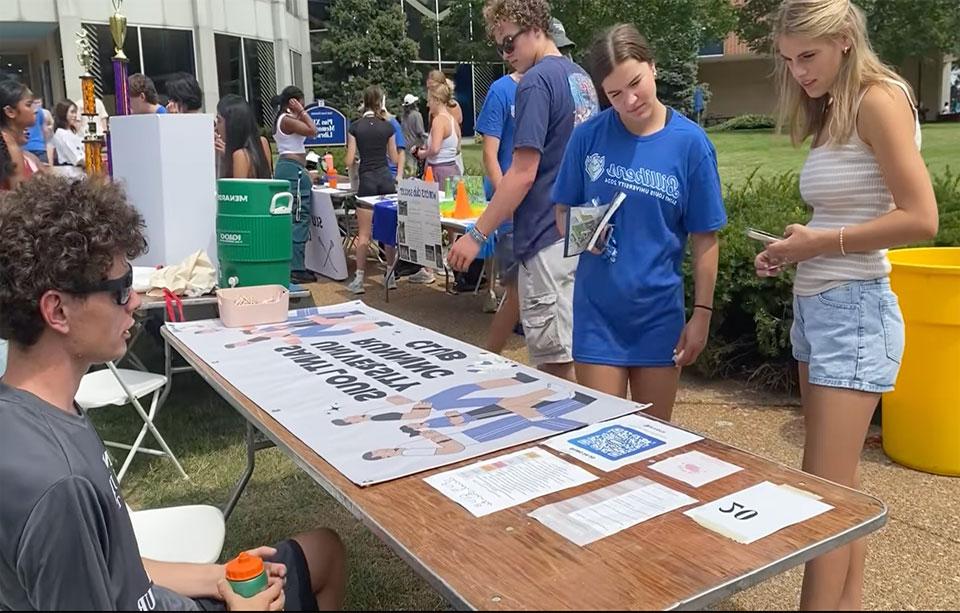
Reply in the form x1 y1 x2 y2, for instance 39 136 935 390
552 108 727 365
512 55 598 262
476 74 518 202
387 116 406 175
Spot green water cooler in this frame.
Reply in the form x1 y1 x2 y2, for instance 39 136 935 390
216 179 293 288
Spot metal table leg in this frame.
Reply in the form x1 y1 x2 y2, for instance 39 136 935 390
222 421 276 521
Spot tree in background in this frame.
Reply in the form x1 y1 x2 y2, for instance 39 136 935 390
314 0 421 115
551 0 735 115
435 0 502 64
736 0 960 89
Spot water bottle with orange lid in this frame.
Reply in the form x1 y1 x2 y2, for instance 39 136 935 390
225 551 269 597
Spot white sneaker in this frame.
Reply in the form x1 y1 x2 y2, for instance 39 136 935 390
408 269 435 284
346 276 365 294
384 273 398 290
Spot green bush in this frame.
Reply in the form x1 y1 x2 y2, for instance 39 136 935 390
707 114 777 132
686 166 960 390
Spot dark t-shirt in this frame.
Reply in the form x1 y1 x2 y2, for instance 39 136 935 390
349 114 395 175
0 381 196 611
512 55 598 262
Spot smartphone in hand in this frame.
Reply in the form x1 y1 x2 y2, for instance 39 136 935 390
746 228 782 245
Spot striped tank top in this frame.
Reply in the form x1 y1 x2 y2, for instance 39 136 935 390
794 80 920 296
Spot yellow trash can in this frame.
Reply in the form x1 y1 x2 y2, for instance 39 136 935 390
883 247 960 476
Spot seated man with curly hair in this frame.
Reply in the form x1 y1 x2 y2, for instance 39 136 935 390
0 175 345 611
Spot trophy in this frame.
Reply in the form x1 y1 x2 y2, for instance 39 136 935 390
109 0 128 61
75 29 104 174
110 0 131 116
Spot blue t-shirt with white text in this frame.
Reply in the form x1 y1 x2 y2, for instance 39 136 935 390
512 55 598 262
552 108 727 365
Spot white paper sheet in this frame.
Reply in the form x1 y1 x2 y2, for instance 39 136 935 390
396 179 445 268
544 413 702 472
528 475 698 546
424 447 597 517
683 481 834 544
649 450 743 487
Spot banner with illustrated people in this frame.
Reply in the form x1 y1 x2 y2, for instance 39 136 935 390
167 301 646 485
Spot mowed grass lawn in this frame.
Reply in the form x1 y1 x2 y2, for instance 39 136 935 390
458 121 957 187
99 122 958 611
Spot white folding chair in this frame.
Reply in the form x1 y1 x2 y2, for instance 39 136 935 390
128 504 225 564
76 362 188 482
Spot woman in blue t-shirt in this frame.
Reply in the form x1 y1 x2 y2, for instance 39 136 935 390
552 24 727 421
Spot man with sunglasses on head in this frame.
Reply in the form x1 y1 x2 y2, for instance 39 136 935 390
0 174 345 611
448 0 598 382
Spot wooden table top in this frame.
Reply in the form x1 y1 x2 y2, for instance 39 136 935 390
163 329 886 611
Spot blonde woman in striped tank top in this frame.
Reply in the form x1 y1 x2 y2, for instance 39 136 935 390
755 1 938 609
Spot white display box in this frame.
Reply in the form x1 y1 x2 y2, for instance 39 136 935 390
110 113 218 270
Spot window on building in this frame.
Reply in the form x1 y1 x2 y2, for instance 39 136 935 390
291 50 304 90
82 22 196 114
215 34 244 97
215 34 277 127
308 0 331 31
83 22 141 114
244 39 277 127
699 39 724 57
140 27 196 96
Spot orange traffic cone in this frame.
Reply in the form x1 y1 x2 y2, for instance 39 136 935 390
453 179 472 219
423 165 435 184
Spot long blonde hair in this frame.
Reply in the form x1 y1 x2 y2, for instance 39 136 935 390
774 0 913 146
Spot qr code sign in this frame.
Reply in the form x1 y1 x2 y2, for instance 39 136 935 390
569 426 666 461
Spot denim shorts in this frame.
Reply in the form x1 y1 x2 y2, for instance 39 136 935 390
791 278 905 393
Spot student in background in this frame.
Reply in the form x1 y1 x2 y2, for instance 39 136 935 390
23 97 53 165
165 72 203 113
425 71 464 174
401 94 428 176
216 94 273 179
415 80 460 193
756 0 938 608
344 85 401 295
475 69 523 353
128 74 167 115
272 85 319 284
51 99 85 169
553 24 725 419
0 78 39 190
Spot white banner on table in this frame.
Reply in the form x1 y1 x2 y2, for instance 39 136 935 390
396 178 444 268
683 481 834 544
529 475 698 546
544 414 702 472
424 447 597 517
166 301 645 486
649 451 743 487
305 189 348 280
